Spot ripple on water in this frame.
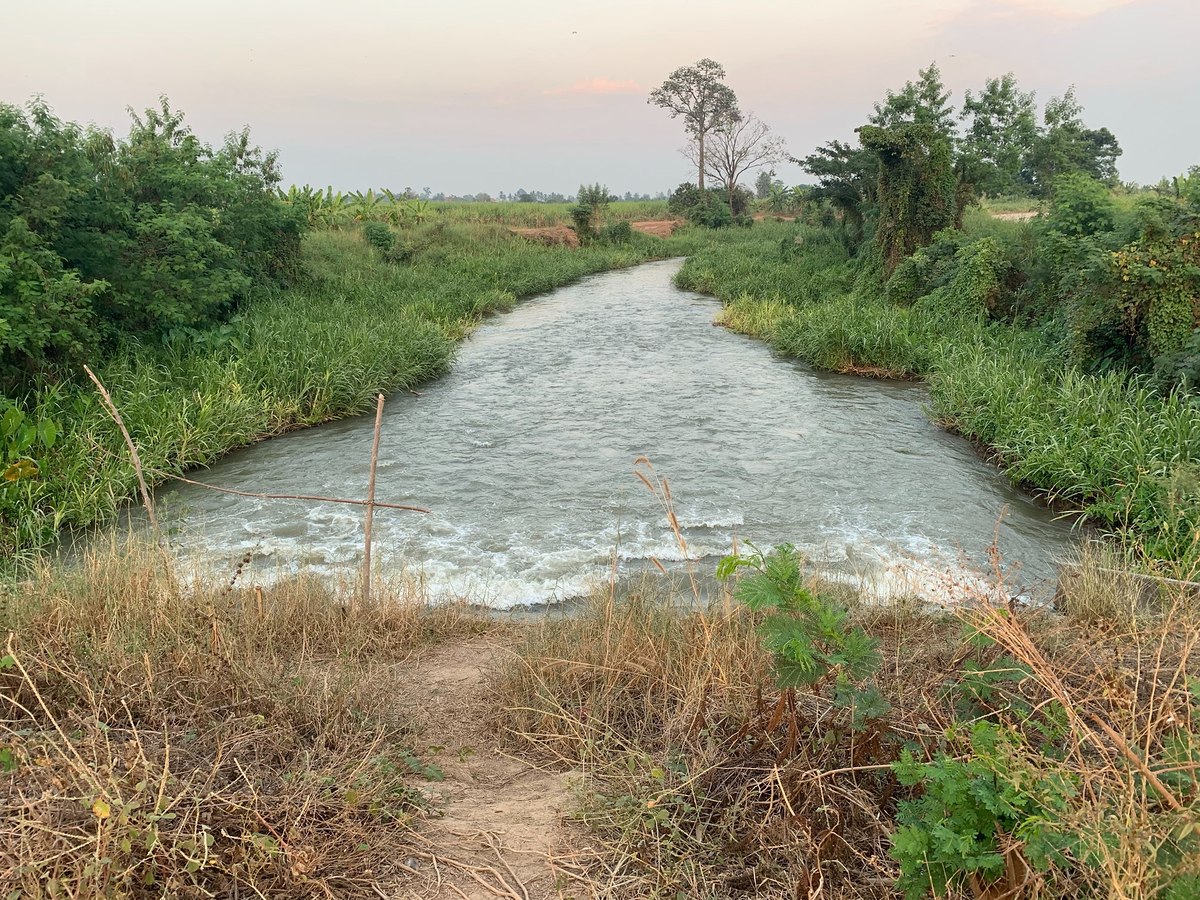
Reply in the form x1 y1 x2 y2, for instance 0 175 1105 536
152 259 1076 608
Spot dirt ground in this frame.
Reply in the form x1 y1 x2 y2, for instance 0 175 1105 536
386 638 592 900
991 210 1038 221
629 219 681 237
509 225 580 248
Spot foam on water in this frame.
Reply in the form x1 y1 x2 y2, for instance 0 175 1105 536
151 259 1075 609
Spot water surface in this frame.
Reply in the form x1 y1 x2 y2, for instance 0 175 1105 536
155 259 1075 606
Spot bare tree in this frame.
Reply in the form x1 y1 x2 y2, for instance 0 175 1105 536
682 114 787 210
649 59 740 190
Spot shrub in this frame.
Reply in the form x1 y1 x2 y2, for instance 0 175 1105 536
362 221 395 253
599 221 633 244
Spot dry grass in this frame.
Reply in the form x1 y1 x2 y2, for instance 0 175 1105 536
0 539 491 898
490 546 1200 899
490 577 960 898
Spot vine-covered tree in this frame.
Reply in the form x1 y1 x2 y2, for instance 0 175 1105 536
649 59 740 190
858 123 957 274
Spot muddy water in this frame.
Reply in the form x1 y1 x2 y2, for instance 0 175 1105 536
153 259 1075 606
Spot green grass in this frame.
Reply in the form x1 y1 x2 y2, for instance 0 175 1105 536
2 222 688 561
429 199 670 227
678 222 1200 571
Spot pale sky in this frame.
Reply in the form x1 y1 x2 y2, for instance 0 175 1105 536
4 0 1196 194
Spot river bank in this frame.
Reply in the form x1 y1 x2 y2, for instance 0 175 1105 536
2 225 692 565
675 218 1200 573
3 540 1195 898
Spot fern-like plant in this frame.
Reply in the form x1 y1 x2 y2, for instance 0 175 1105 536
717 544 888 726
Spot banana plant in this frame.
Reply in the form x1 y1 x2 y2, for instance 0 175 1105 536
406 197 431 224
381 189 410 227
349 189 382 223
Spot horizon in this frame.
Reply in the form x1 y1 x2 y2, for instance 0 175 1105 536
5 0 1197 194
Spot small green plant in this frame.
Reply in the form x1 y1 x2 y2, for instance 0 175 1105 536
891 721 1080 899
599 221 633 244
717 544 888 726
1 401 57 484
568 183 613 243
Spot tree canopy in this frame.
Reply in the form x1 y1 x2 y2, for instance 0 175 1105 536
649 59 740 190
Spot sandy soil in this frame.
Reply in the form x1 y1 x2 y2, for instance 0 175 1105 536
386 638 590 900
991 210 1038 221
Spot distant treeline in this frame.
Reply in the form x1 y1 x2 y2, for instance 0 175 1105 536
382 188 667 204
0 98 304 392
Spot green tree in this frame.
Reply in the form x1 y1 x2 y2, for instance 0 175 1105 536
755 169 775 200
1025 87 1122 194
959 73 1038 197
799 140 879 243
870 62 957 140
648 59 740 190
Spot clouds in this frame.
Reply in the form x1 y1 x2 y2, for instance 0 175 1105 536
543 77 642 96
980 0 1139 18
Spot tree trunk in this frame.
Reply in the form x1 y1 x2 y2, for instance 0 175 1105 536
698 132 705 190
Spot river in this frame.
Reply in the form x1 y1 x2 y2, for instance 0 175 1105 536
153 258 1076 607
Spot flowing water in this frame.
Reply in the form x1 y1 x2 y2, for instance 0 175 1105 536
153 259 1076 607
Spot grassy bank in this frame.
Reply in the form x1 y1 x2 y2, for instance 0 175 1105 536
0 541 491 897
493 549 1200 898
3 223 689 563
676 218 1200 571
6 539 1196 898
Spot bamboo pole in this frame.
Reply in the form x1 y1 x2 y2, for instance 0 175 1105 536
360 393 386 613
84 365 159 540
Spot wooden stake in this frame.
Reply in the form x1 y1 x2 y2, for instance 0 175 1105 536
84 365 159 540
360 393 386 613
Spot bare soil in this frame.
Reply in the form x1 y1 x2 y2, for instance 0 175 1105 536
388 637 589 899
510 226 580 248
629 219 682 237
991 210 1038 221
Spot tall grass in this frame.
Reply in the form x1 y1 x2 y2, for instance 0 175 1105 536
679 223 1200 569
492 548 1200 898
4 223 686 561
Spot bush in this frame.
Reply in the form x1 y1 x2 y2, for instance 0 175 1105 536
0 98 305 391
568 183 613 243
599 221 633 244
362 221 395 253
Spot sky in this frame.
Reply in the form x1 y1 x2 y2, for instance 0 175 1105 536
4 0 1197 195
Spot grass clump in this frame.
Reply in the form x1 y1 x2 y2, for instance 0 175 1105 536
0 540 489 897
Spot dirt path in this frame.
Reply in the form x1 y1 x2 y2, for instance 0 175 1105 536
387 638 588 900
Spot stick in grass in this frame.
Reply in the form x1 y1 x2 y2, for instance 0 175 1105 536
84 365 159 540
361 393 385 613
